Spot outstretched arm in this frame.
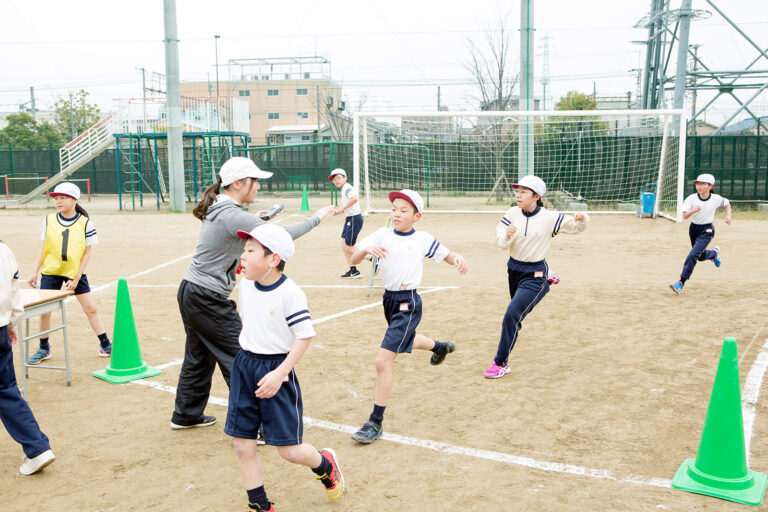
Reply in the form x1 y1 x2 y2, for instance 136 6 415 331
724 203 732 225
444 252 468 275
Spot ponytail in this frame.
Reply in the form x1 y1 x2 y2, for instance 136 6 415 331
537 198 544 207
193 179 223 220
75 203 89 218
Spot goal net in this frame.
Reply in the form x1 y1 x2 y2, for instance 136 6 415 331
353 110 686 221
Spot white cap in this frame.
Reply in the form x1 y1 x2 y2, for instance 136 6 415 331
512 175 546 197
237 223 295 261
388 189 425 213
694 173 715 185
328 168 346 180
219 157 273 186
50 182 81 200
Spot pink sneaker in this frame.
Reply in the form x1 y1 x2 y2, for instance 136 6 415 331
484 362 510 379
547 269 559 285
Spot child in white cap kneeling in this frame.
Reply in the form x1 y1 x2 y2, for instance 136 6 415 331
669 173 732 294
225 223 344 510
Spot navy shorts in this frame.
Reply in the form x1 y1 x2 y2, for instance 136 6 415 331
381 289 422 354
40 273 91 295
224 350 303 446
341 214 364 246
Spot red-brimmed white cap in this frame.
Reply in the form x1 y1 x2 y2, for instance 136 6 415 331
328 168 346 180
219 157 273 186
50 182 81 200
694 173 715 185
388 189 424 213
237 223 295 261
512 175 546 197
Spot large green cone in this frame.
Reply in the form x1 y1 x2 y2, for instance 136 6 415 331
672 337 767 506
299 185 310 212
92 278 161 384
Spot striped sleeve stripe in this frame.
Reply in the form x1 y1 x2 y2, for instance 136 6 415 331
85 230 97 237
427 241 441 258
552 214 564 236
500 217 511 226
287 315 311 327
285 309 309 321
426 239 438 258
13 270 19 279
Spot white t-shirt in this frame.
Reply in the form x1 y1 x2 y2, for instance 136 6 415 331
496 206 588 262
355 227 450 291
682 193 729 224
238 274 316 354
41 213 99 246
341 182 361 216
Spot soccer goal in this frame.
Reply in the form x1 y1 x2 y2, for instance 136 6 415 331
353 109 686 221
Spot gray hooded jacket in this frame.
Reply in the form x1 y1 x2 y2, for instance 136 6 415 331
183 196 319 297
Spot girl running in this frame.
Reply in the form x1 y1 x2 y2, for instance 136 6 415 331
27 182 111 363
486 175 588 379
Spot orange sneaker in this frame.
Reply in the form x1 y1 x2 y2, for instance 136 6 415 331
316 448 344 500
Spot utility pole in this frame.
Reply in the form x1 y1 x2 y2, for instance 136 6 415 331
672 0 693 110
164 0 185 212
690 44 701 136
69 93 75 139
316 85 321 142
136 67 148 132
437 86 441 110
29 87 36 121
215 35 221 132
540 33 550 111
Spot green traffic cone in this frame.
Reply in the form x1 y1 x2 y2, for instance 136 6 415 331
299 185 310 212
672 337 768 506
92 278 161 384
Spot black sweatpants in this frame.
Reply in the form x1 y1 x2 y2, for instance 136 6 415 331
172 280 242 425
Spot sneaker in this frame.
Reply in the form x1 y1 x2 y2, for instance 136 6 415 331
547 269 560 285
19 449 55 475
99 343 112 357
669 280 683 295
27 348 51 365
429 341 456 366
351 420 383 444
484 361 510 379
316 448 345 500
711 247 721 268
349 269 361 278
340 270 353 278
170 415 216 430
248 503 275 512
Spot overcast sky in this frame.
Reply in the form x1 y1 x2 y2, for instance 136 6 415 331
1 0 766 126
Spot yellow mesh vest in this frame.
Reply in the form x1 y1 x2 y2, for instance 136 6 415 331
41 213 88 279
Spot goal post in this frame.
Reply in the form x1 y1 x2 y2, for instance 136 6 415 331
353 109 686 221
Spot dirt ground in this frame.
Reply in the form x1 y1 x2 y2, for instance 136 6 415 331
1 195 767 511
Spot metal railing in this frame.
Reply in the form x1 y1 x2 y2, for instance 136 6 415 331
59 114 115 175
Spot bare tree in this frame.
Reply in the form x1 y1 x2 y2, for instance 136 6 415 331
464 9 519 202
314 88 367 143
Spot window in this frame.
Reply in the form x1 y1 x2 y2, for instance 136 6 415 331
296 112 309 119
301 135 311 141
238 90 250 97
304 72 310 79
285 73 291 80
296 88 308 96
267 89 279 96
268 112 280 120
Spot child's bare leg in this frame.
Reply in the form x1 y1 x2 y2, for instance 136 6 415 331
232 437 264 489
412 333 435 351
38 312 52 342
341 240 354 267
76 292 106 335
276 443 323 468
374 348 397 406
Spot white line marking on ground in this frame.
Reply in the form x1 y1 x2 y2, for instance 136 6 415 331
129 375 672 489
65 253 195 302
154 359 185 370
311 286 458 325
742 338 768 462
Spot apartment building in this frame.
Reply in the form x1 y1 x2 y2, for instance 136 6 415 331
180 56 344 146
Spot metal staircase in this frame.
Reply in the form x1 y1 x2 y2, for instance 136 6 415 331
0 114 116 207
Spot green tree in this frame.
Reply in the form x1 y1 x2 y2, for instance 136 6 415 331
54 89 101 140
555 91 597 111
0 112 65 150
